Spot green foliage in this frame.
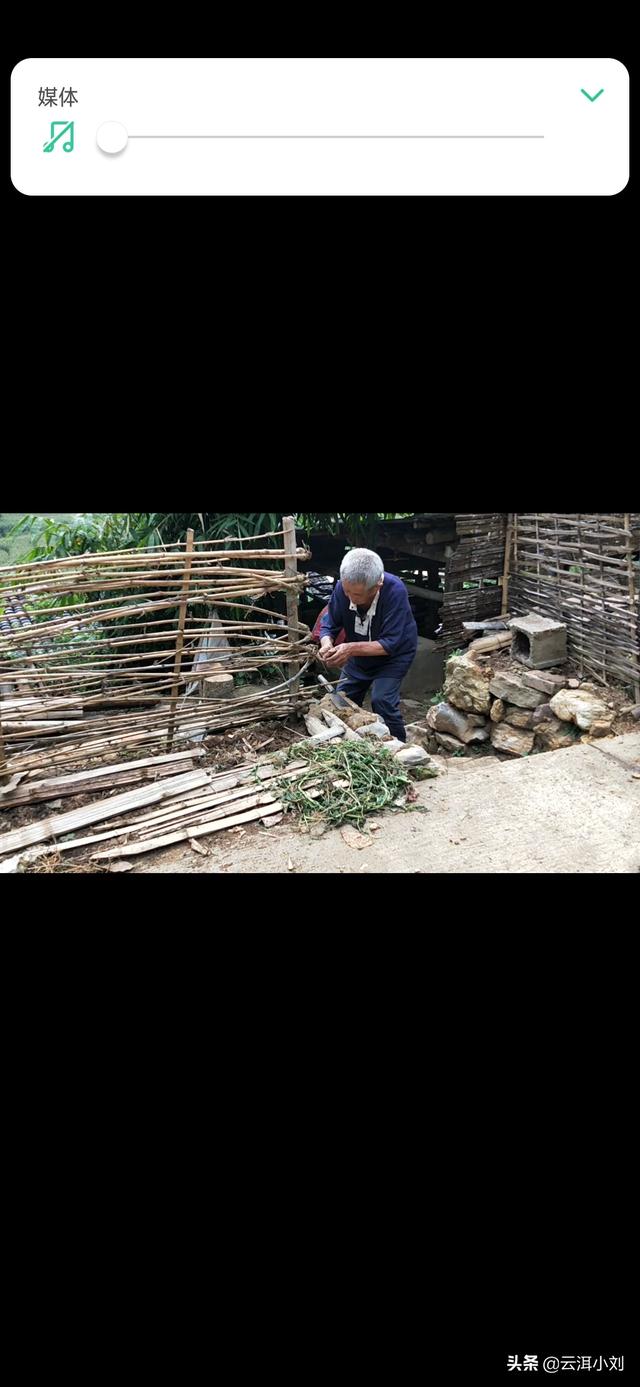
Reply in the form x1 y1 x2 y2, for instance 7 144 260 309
8 512 154 562
5 512 414 565
296 513 412 544
0 513 75 563
270 739 415 830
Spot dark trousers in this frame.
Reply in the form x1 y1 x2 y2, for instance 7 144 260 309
338 665 407 742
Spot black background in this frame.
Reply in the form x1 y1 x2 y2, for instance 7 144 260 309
5 40 635 1383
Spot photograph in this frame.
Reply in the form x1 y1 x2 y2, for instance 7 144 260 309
1 510 638 876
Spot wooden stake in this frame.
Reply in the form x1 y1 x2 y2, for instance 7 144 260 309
623 513 640 701
283 515 301 698
166 528 195 750
501 514 515 617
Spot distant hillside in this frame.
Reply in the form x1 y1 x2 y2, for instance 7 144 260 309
0 513 76 564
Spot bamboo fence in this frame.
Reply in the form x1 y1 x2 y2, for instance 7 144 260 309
508 513 640 694
0 521 313 781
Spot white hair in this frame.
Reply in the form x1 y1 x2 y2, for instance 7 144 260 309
340 549 385 587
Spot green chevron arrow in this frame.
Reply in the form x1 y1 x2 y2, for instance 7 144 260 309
581 89 605 103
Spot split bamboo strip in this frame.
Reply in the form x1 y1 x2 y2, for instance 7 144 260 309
0 750 201 809
91 800 286 860
13 760 311 857
0 769 209 857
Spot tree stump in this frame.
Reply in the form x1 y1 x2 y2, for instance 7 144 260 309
203 674 235 701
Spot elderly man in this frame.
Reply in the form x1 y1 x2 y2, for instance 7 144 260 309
319 549 418 743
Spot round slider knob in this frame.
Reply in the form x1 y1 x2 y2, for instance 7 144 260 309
97 122 129 155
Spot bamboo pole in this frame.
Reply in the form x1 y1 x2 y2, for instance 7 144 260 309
0 716 8 786
283 515 301 699
166 529 195 750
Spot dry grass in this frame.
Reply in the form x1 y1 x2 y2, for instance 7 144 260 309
23 851 111 875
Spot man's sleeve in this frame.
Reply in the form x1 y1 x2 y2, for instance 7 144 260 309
319 585 345 642
377 587 411 655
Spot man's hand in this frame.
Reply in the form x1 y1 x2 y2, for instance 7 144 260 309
324 643 352 669
319 639 335 664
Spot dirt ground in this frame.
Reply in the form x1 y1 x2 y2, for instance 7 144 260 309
6 703 639 877
134 732 640 876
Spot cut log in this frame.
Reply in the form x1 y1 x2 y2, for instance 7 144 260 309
203 673 235 700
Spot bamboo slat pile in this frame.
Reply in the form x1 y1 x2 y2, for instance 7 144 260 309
0 755 312 866
0 523 314 781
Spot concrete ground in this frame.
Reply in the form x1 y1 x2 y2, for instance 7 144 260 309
142 732 640 875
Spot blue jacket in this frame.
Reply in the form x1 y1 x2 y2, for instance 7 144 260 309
320 574 418 677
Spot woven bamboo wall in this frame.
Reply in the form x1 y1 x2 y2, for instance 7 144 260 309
509 514 640 691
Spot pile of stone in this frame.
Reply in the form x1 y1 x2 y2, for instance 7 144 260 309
311 692 435 771
406 612 618 760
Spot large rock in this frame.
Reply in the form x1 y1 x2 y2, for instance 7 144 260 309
465 727 490 744
504 707 535 730
535 718 579 751
588 719 615 738
533 703 554 726
427 701 489 744
406 722 438 752
491 723 535 757
435 733 468 754
522 670 570 696
394 745 434 768
489 672 546 710
550 688 609 731
444 653 493 715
